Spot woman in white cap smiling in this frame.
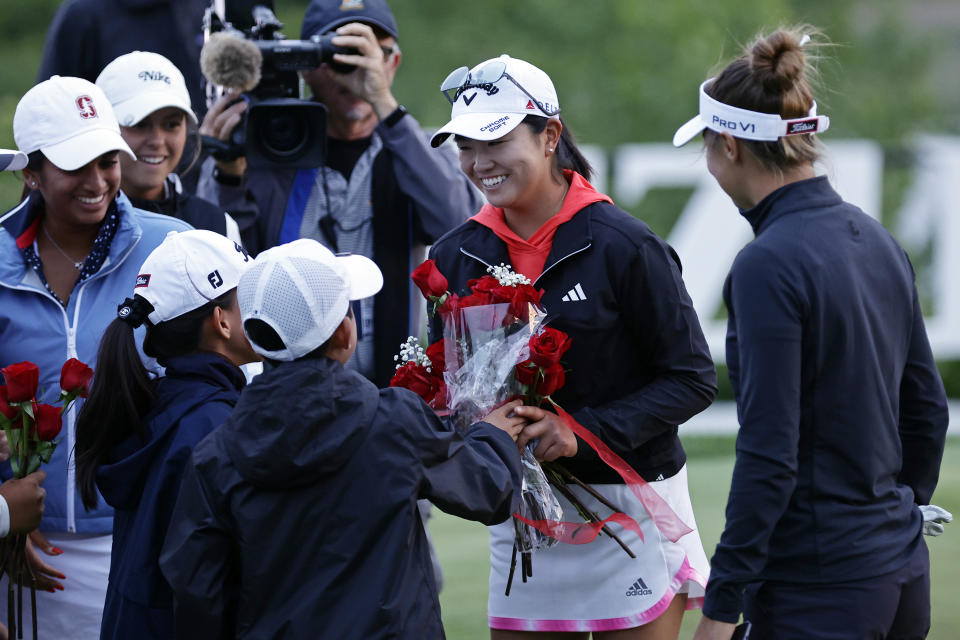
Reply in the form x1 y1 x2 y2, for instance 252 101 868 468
0 75 191 637
74 229 259 640
672 29 950 640
428 55 717 639
96 51 242 244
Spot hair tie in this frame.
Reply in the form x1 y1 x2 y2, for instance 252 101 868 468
117 296 153 328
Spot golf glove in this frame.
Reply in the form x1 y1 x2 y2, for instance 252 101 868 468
919 504 953 536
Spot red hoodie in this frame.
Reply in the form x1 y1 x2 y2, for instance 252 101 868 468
469 170 612 281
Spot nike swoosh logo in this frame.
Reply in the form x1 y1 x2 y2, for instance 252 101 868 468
463 93 477 106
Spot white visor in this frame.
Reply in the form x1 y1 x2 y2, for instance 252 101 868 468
672 79 830 147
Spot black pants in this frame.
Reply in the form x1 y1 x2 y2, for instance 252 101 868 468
742 539 930 639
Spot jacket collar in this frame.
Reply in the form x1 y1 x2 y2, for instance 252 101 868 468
0 191 144 286
159 351 248 393
740 175 843 235
459 200 595 279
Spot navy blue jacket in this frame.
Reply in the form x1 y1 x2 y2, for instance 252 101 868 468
36 0 208 117
96 352 246 640
703 176 949 623
428 198 718 483
160 356 521 639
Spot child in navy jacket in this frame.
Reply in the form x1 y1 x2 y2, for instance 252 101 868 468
160 239 525 639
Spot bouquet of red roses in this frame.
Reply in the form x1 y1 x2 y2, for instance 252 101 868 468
0 358 93 640
397 260 696 594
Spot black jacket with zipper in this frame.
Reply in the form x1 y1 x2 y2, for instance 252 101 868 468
428 199 718 484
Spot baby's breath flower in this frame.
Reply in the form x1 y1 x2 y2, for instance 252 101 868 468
394 336 433 368
487 263 530 286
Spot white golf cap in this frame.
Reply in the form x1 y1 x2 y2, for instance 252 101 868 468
237 239 383 362
672 79 830 147
431 54 560 148
13 76 134 171
0 149 27 171
96 51 198 127
132 230 253 325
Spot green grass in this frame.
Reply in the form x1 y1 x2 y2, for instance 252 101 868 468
431 437 960 639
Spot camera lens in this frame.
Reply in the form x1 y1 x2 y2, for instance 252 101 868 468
261 110 309 158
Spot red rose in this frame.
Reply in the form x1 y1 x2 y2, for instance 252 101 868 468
536 363 566 397
436 293 461 320
510 284 544 321
411 260 449 299
515 360 539 386
459 292 496 308
529 328 572 368
1 362 39 403
390 362 441 406
468 276 514 304
33 402 62 441
60 358 94 398
430 378 447 410
0 386 18 421
425 340 447 375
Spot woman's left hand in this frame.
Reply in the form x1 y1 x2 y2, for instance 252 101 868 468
514 406 578 461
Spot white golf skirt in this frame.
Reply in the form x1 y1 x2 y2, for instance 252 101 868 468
488 465 708 632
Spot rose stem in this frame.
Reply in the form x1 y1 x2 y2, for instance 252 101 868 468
547 462 624 514
548 480 636 558
25 544 37 640
17 539 23 640
505 543 518 596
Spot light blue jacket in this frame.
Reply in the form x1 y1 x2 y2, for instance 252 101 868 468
0 191 192 533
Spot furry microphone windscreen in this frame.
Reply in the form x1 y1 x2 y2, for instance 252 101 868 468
200 32 263 92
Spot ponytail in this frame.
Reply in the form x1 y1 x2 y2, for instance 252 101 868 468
523 115 594 182
74 288 237 511
75 318 155 511
705 26 825 171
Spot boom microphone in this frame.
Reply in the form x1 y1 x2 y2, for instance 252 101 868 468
200 32 263 92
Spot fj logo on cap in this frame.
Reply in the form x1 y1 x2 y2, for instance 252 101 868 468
135 274 151 288
76 95 98 119
137 70 172 85
208 270 224 289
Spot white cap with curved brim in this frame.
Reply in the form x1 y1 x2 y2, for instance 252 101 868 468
13 76 134 171
430 55 560 148
96 51 198 128
0 149 27 172
237 239 384 362
672 79 830 147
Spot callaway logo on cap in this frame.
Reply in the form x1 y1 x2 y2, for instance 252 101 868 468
430 55 561 148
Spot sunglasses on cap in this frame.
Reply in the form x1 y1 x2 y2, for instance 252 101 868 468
440 60 561 116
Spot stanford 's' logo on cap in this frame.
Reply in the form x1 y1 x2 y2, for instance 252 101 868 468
135 274 150 287
76 95 98 119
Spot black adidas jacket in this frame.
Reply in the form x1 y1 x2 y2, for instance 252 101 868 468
428 198 718 483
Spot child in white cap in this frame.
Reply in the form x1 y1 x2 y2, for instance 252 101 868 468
73 229 259 640
0 76 191 638
96 51 241 244
160 239 525 639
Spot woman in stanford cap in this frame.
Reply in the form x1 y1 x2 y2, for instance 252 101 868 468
74 230 260 640
428 54 717 638
96 51 242 243
672 28 950 640
0 75 191 637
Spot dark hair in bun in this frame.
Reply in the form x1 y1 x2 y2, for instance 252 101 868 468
706 26 825 170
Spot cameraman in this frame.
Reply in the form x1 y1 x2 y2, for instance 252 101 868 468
197 0 482 388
